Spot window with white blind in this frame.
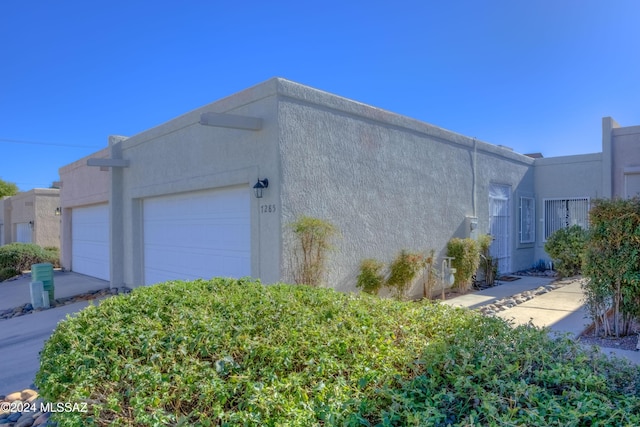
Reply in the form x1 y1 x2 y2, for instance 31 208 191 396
519 197 535 243
543 198 589 240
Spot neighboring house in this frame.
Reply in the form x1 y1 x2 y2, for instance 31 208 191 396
58 78 640 296
532 118 640 262
0 188 61 248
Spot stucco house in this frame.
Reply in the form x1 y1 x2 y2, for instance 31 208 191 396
0 188 61 248
58 78 640 297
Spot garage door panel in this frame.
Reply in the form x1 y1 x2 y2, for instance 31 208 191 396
145 248 248 275
143 186 250 285
145 222 248 248
72 204 109 281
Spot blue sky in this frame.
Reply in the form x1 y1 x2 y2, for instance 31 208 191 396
1 0 639 191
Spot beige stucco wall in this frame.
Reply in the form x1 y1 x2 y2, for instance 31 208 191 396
32 189 61 248
62 77 541 294
275 79 535 297
0 197 8 245
65 78 635 295
0 197 6 245
58 147 110 270
59 147 110 208
112 79 281 288
611 124 640 198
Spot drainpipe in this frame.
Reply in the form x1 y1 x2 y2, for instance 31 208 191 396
472 138 477 218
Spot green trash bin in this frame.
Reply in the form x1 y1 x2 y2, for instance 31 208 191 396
32 263 54 302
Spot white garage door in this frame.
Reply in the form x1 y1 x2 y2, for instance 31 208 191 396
143 185 250 285
72 204 110 281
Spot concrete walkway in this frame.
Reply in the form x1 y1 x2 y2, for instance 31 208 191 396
0 299 102 396
0 270 109 312
441 276 557 310
0 271 110 395
442 275 640 365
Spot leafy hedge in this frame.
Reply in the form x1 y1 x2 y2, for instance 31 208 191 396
544 225 587 277
37 278 640 426
356 258 385 295
584 198 640 337
0 243 59 280
447 238 480 291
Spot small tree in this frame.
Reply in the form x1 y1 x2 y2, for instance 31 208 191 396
584 198 640 337
0 178 18 197
446 238 480 292
289 216 338 287
356 258 385 295
477 234 498 285
544 225 587 277
386 250 426 300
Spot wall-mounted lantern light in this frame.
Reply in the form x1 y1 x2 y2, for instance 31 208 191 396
55 207 61 216
253 178 269 199
29 221 34 229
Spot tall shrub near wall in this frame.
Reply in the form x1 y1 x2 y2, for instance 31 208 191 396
386 250 426 300
289 216 338 287
583 198 640 337
356 258 385 295
446 238 480 292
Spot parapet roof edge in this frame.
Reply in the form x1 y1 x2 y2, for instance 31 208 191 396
273 78 534 165
98 76 534 165
534 152 602 166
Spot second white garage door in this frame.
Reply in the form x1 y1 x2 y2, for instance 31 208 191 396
143 185 251 285
72 204 110 281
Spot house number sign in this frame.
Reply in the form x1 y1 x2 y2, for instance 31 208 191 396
260 204 276 213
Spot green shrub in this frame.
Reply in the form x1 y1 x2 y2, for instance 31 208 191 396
477 234 498 285
544 224 587 277
421 249 439 298
356 258 385 295
477 234 492 256
447 238 480 291
36 278 640 426
288 216 338 287
0 267 20 281
0 242 59 272
386 250 425 299
584 198 640 337
43 246 60 267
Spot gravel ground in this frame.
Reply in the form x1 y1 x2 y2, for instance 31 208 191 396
579 319 640 351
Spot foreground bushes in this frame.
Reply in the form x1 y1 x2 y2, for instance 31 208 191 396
0 243 59 281
37 278 640 426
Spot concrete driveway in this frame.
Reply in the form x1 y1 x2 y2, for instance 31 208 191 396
0 271 109 395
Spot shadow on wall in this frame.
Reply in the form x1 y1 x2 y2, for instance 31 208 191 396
330 218 473 298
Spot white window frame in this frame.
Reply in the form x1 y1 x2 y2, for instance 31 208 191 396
543 197 590 241
519 196 535 244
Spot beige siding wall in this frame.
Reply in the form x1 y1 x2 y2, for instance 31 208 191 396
611 125 640 198
59 147 110 271
34 190 61 248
